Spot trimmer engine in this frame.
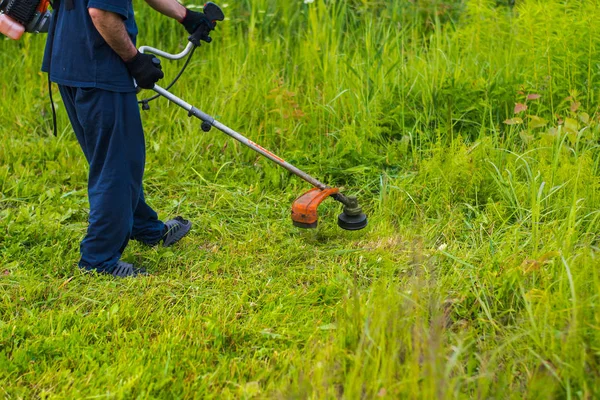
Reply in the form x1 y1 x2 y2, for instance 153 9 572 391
0 0 51 39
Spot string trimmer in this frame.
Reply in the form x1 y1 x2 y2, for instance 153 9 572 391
142 3 369 231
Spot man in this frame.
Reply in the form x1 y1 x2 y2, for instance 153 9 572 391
42 0 215 277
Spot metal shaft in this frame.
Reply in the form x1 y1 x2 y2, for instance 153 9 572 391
151 84 329 191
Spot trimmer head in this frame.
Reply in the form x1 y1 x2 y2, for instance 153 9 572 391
291 188 368 231
336 194 368 231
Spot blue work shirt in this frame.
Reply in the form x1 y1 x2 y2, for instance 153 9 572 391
42 0 138 92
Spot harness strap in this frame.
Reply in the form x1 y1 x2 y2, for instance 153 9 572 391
47 1 60 136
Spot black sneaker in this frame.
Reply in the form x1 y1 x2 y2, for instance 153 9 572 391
163 217 192 247
110 261 147 277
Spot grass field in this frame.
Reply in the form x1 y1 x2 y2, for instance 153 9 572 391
1 0 600 398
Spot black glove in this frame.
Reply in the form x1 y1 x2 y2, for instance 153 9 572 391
125 51 164 89
180 8 215 42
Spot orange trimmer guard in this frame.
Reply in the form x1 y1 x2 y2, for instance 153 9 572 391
291 187 340 229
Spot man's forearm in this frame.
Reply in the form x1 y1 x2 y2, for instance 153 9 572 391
144 0 186 21
89 8 137 61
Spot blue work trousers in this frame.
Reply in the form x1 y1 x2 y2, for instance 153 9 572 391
59 86 165 273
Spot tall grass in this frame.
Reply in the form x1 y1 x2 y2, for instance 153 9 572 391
1 0 600 398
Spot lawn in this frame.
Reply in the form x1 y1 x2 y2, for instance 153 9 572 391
1 0 600 398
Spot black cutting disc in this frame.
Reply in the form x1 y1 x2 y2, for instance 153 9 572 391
338 212 368 231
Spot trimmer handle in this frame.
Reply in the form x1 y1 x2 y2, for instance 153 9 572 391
188 2 225 46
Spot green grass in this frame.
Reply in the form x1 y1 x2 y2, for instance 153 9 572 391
1 0 600 398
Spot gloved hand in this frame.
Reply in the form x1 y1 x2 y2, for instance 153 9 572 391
125 51 164 90
180 8 216 43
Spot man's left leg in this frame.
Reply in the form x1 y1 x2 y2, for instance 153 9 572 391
128 141 192 248
131 188 193 247
131 188 165 245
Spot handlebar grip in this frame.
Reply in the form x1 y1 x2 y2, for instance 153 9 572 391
188 3 225 46
204 2 225 23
